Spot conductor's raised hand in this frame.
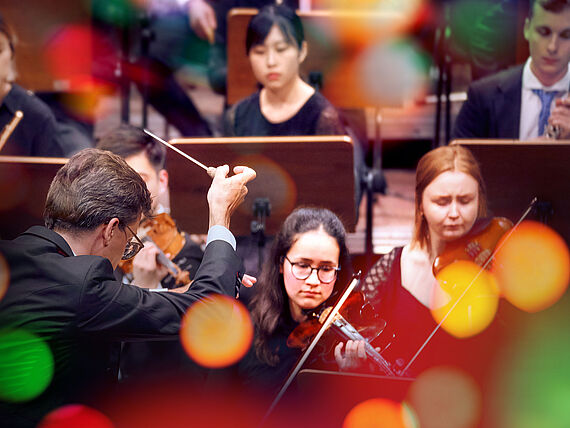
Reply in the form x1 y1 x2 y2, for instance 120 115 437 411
207 165 256 229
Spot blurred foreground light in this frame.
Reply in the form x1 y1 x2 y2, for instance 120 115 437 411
0 329 54 402
432 260 499 338
91 0 138 28
355 39 429 107
343 398 417 428
314 0 425 37
0 253 9 302
38 404 114 428
180 295 253 368
43 25 115 122
407 366 481 428
493 221 570 312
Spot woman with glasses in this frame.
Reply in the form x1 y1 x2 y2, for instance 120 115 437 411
237 207 363 392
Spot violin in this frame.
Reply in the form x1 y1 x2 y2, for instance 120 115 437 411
433 216 514 277
118 213 192 287
287 290 401 377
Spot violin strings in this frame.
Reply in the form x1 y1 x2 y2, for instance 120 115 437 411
403 198 538 374
143 129 210 171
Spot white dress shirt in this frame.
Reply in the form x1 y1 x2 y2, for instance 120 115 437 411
519 57 570 140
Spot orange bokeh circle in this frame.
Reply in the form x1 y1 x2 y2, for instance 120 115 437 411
180 295 253 368
493 221 570 312
343 398 416 428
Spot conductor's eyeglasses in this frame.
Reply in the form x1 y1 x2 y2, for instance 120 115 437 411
122 224 144 260
284 256 340 284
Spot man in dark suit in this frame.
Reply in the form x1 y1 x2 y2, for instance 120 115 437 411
452 0 570 140
0 148 256 426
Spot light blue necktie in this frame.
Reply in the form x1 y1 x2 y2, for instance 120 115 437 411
532 89 558 136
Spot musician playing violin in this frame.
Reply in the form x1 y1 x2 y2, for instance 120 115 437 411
237 207 363 392
360 145 510 381
96 124 203 290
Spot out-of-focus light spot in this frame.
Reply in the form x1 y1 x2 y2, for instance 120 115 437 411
0 329 54 402
180 295 253 368
407 366 481 428
91 0 139 28
313 0 425 39
38 404 114 428
449 0 517 70
0 254 9 302
494 221 570 312
343 398 417 428
432 260 499 338
43 25 115 122
354 39 429 107
490 292 570 427
234 154 297 223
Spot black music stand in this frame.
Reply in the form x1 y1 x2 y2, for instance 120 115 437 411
166 136 356 236
262 369 415 427
451 140 570 244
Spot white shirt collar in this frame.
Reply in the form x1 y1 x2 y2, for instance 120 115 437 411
523 57 570 91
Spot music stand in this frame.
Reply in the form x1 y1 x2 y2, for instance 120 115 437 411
451 139 570 244
262 369 415 427
0 156 67 239
166 136 356 236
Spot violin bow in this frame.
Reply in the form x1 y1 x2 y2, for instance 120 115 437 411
402 197 538 374
0 110 23 153
261 272 362 425
143 129 214 176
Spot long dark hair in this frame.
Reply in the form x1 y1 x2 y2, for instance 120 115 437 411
249 207 352 366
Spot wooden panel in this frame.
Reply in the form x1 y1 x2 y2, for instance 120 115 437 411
0 156 67 239
167 136 355 235
227 9 405 108
452 139 570 245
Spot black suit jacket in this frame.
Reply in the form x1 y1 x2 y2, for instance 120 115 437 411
0 226 242 426
452 65 523 140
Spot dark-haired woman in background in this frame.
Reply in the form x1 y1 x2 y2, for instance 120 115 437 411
223 5 345 136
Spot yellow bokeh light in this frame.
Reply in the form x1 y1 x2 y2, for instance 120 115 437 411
407 366 481 428
180 295 253 368
343 398 417 428
431 260 499 338
493 221 570 313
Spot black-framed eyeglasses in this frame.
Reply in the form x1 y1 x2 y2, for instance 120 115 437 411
284 256 340 284
121 224 145 260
